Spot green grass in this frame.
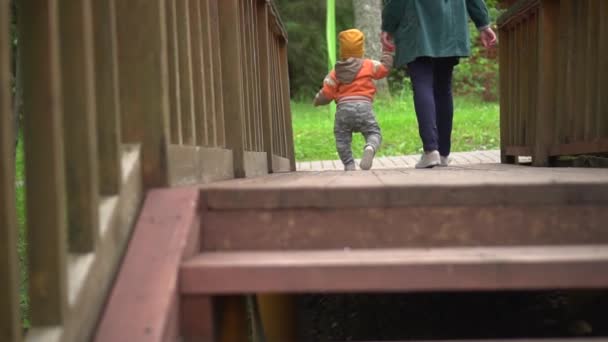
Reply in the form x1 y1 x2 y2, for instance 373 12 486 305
15 135 29 329
292 95 500 161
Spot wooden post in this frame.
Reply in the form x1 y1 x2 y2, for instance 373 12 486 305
177 0 196 146
208 0 226 147
20 0 68 325
599 0 608 137
200 0 218 147
0 0 22 338
279 41 296 171
166 0 183 145
252 1 264 153
59 0 100 253
584 0 599 142
257 295 297 342
93 0 122 196
218 0 246 177
239 0 252 152
499 26 515 163
189 0 208 147
257 3 274 171
533 0 559 166
116 0 170 188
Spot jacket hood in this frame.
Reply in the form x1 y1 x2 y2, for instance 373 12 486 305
335 58 364 84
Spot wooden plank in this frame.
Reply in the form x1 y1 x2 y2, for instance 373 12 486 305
202 167 608 209
59 0 100 253
279 42 296 171
0 0 21 338
180 295 216 341
20 0 68 325
549 138 608 156
199 0 217 147
94 188 201 342
355 339 608 342
168 145 234 186
177 0 195 145
519 19 529 148
554 0 570 145
115 0 170 188
189 0 208 147
218 0 246 177
241 0 253 152
180 245 608 294
584 0 600 141
576 0 589 142
36 145 143 342
166 0 182 145
499 27 510 163
252 0 263 152
598 0 608 139
201 205 608 251
504 145 532 157
208 0 225 147
93 0 122 195
257 3 274 172
533 0 559 166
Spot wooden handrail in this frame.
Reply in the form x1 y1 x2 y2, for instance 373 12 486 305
499 0 608 165
1 0 294 341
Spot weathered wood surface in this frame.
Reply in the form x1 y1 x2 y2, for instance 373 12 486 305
95 188 200 342
116 0 170 188
202 164 608 209
200 165 608 250
297 150 501 171
0 0 21 339
499 0 608 162
180 246 608 294
21 0 69 326
93 0 122 195
59 0 100 253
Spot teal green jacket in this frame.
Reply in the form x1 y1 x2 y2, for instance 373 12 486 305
382 0 491 68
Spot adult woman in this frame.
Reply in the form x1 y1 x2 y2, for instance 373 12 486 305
381 0 497 168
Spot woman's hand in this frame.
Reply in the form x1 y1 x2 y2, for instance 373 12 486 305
480 27 497 49
381 31 396 52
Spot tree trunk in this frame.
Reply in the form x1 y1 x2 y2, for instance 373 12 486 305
353 0 390 98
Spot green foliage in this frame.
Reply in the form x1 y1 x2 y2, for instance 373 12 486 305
452 1 504 101
276 0 503 102
274 0 354 100
14 135 29 329
292 97 499 161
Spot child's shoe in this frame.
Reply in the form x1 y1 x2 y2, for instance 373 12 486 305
415 150 440 169
360 145 375 170
345 162 356 171
439 155 451 167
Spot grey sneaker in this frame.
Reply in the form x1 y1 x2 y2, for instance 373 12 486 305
415 150 440 169
344 162 356 171
439 155 450 167
359 145 375 170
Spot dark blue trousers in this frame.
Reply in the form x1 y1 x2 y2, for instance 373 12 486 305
407 57 458 156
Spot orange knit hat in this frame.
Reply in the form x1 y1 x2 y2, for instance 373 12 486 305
339 29 365 60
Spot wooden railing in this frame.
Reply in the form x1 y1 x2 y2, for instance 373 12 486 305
0 0 293 341
498 0 608 165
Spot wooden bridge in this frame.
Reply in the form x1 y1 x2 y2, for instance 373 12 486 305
1 0 607 341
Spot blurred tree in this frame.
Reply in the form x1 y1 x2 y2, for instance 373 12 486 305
353 0 389 97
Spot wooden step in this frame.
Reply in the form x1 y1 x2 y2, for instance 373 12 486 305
199 165 608 251
180 245 608 294
346 339 607 342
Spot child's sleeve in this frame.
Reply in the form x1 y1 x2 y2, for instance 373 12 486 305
313 71 339 107
371 50 394 80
